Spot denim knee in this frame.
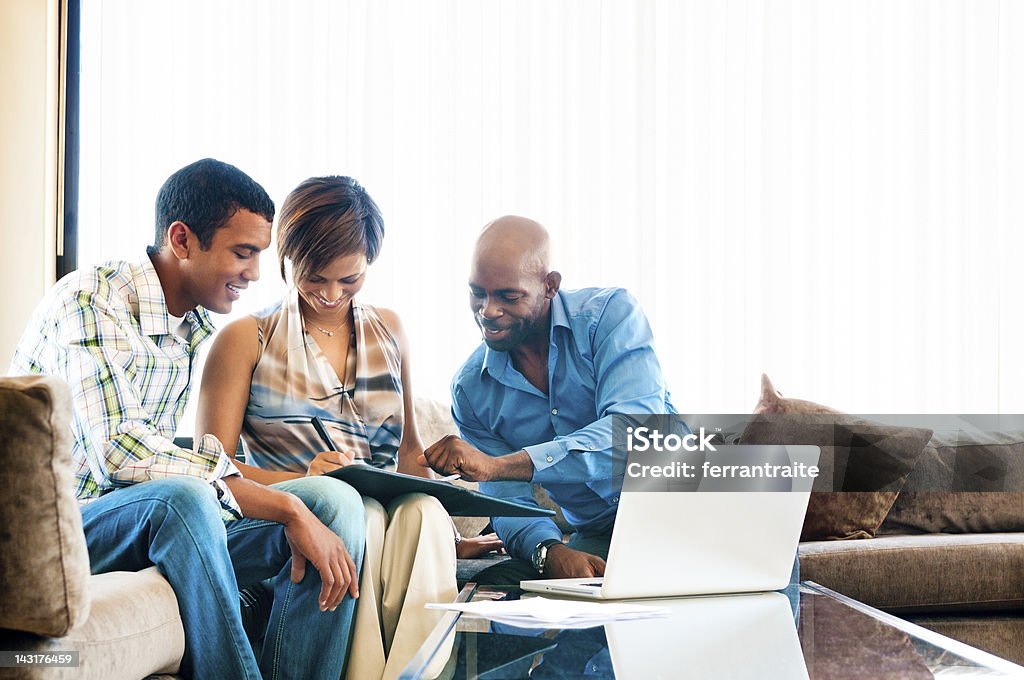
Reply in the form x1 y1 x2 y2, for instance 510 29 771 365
149 476 218 500
143 477 224 530
276 477 364 545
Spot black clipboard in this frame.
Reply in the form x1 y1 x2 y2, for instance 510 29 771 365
309 416 553 517
324 465 555 517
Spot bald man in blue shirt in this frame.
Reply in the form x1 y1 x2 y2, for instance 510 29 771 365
421 215 675 583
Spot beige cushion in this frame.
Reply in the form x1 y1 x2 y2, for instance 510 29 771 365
879 430 1024 534
413 396 460 447
0 568 185 679
0 376 91 636
800 533 1024 613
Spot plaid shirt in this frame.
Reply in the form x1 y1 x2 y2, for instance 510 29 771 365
10 257 242 515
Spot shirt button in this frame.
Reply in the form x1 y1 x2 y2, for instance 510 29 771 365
612 496 619 504
551 408 558 415
546 456 554 463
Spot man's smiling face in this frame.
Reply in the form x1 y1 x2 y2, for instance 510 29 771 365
469 253 551 353
180 208 272 314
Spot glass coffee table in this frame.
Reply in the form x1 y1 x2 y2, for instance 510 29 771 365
398 581 1024 679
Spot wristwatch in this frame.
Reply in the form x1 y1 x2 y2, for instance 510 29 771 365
531 538 562 574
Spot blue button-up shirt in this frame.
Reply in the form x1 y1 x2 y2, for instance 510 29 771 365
451 287 676 561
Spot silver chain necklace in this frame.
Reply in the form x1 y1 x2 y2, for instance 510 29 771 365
308 319 349 337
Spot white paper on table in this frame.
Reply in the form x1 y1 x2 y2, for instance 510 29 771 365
425 596 669 629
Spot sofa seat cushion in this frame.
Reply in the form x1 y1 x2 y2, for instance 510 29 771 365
0 567 185 679
800 533 1024 613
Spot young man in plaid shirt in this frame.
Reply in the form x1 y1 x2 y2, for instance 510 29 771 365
11 159 364 679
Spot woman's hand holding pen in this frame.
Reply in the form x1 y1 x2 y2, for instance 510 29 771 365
307 449 356 476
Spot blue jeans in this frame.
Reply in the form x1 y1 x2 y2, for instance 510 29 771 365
80 476 364 680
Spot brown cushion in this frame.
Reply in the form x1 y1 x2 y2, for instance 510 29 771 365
879 430 1024 534
0 376 91 636
743 375 932 540
752 373 842 416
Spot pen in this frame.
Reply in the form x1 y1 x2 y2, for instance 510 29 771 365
311 416 341 452
313 416 454 479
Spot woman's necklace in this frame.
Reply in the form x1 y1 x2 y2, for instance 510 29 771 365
308 318 349 337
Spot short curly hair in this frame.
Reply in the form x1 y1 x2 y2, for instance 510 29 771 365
153 158 274 250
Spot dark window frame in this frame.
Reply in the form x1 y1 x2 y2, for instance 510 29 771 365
58 0 80 278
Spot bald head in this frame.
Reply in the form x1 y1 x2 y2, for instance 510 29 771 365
475 215 551 279
468 215 562 353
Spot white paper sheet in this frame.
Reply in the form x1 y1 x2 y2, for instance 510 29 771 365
425 596 669 629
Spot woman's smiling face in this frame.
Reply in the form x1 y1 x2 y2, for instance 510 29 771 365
296 251 368 316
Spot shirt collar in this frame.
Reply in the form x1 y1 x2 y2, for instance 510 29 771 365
481 343 509 379
480 291 568 379
132 257 215 343
189 306 216 347
133 258 171 337
550 290 571 330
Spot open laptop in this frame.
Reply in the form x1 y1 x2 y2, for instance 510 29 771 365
520 444 819 600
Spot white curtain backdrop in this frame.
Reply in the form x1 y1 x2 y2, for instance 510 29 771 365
78 0 1024 416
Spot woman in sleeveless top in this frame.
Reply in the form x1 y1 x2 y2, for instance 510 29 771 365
196 176 497 680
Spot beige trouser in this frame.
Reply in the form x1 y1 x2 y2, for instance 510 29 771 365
344 493 457 680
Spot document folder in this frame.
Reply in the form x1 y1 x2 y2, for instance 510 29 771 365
325 465 556 517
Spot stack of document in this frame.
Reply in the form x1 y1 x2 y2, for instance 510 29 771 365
426 596 669 629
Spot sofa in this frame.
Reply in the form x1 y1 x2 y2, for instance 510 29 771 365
4 374 1022 678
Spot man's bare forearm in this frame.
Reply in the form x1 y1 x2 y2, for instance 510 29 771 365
421 436 537 482
224 475 305 524
487 450 535 482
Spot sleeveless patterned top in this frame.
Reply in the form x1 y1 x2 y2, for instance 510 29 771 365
241 289 404 471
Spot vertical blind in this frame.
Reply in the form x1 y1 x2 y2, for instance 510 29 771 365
78 0 1024 414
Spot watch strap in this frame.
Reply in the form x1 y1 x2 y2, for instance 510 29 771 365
533 538 563 574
